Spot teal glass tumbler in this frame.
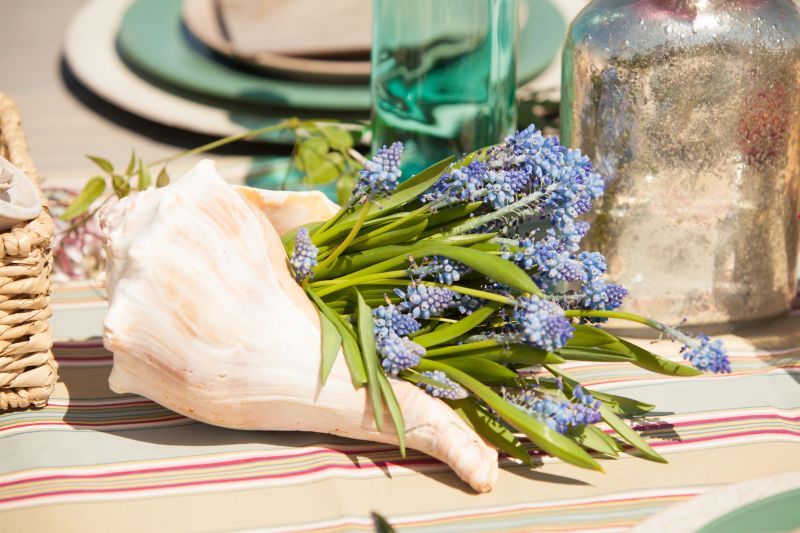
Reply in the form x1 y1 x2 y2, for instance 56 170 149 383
370 0 518 176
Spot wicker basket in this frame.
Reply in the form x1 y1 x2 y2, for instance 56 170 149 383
0 94 56 411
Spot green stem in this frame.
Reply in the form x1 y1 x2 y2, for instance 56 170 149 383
444 183 560 236
426 282 515 305
564 310 694 345
313 273 408 298
309 270 408 288
347 203 432 248
316 201 371 269
147 120 294 168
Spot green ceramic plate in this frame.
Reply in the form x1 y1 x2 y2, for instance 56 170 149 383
117 0 565 112
698 488 800 533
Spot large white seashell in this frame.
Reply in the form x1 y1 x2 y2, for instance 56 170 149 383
100 160 498 492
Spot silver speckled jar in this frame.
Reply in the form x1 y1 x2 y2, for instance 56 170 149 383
561 0 800 330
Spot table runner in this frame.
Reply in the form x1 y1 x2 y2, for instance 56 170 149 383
1 301 798 531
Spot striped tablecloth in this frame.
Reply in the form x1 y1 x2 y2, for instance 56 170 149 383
1 290 798 532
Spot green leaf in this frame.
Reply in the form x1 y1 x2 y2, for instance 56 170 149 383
438 356 518 383
111 174 131 198
371 512 396 533
619 339 702 377
336 174 356 206
320 127 353 150
86 155 113 174
414 303 501 347
556 346 636 362
137 159 152 190
306 289 367 387
125 150 136 176
396 155 452 192
59 176 106 221
156 167 170 188
426 340 565 366
316 235 494 280
298 151 340 184
571 425 620 457
448 398 532 465
318 309 341 385
356 290 383 431
416 359 602 472
341 156 453 224
377 371 406 455
425 202 483 229
600 404 667 463
417 246 542 295
598 392 655 416
544 365 654 416
346 219 428 253
568 324 626 348
298 136 329 156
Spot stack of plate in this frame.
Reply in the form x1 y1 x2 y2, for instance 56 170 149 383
64 0 566 143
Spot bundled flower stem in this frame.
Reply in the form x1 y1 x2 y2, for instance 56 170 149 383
285 125 731 470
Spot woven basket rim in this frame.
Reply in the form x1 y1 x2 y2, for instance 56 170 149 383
0 93 55 258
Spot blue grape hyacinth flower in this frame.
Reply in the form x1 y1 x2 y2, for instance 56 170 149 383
377 332 425 375
419 370 468 400
682 335 731 374
289 227 318 282
395 284 458 320
514 296 574 352
354 142 404 199
373 304 421 338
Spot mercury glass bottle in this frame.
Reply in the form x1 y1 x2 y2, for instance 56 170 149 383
561 0 800 330
371 0 518 176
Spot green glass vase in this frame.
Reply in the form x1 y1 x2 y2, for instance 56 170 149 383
371 0 519 176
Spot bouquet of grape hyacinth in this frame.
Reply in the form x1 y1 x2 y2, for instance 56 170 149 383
283 124 730 469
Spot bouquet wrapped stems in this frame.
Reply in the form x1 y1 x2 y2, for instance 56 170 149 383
285 126 731 474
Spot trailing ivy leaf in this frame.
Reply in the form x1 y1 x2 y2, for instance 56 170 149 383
413 303 501 347
448 398 532 465
320 126 353 150
376 370 406 455
137 159 152 190
306 289 367 387
59 176 106 221
356 290 383 431
299 151 340 184
439 356 518 383
619 339 702 377
125 150 136 176
111 174 131 199
336 174 356 206
86 155 113 174
599 404 667 463
416 359 602 472
318 309 342 385
156 167 170 188
298 136 329 156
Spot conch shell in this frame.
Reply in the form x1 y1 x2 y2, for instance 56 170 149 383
100 160 498 492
